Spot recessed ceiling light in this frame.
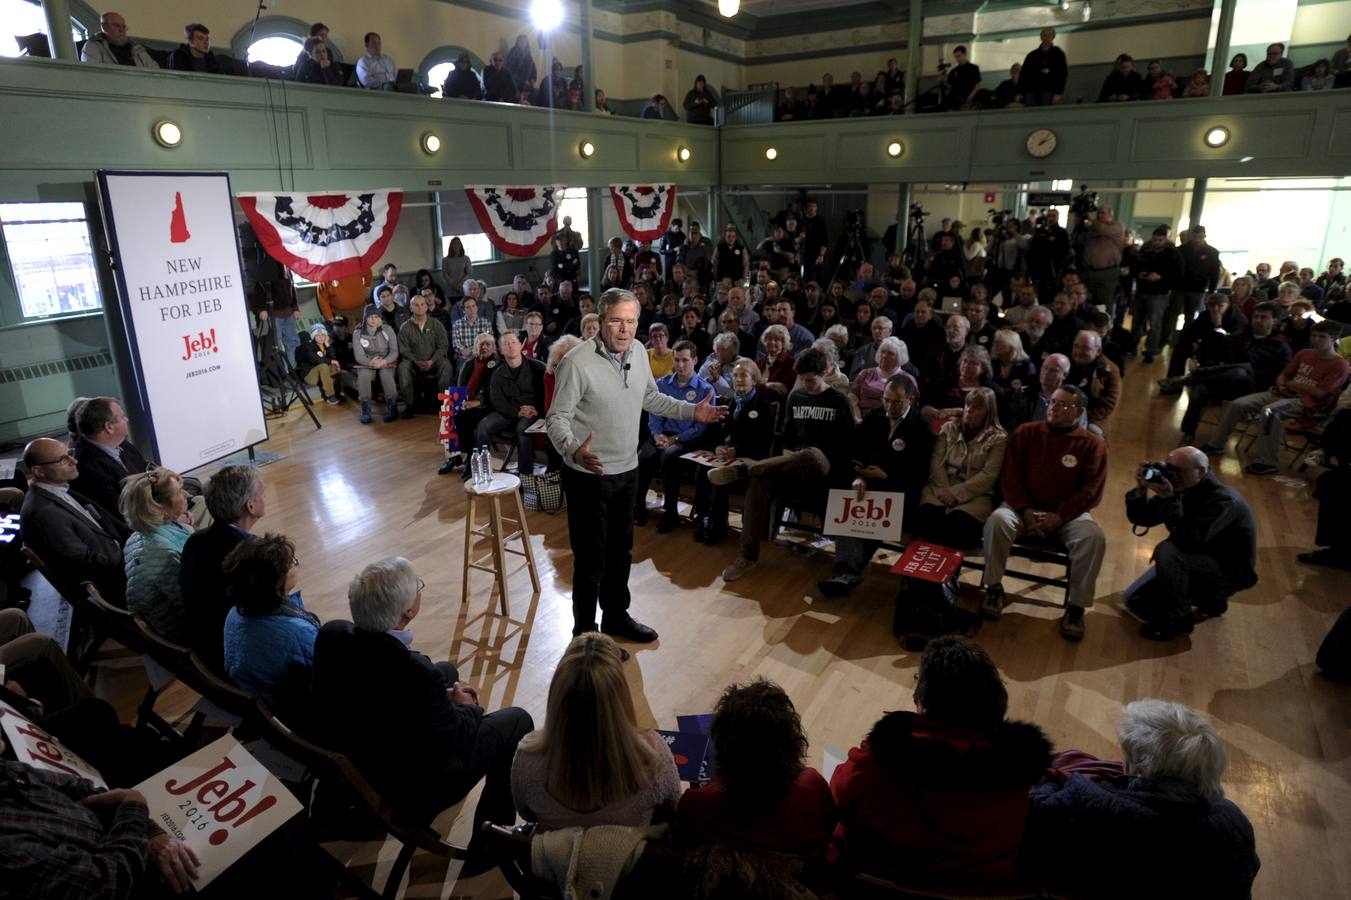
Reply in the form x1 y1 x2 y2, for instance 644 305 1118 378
153 119 182 148
886 141 903 158
1204 126 1230 148
765 147 778 161
421 132 441 154
579 140 595 158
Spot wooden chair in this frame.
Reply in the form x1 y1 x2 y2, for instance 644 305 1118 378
21 548 113 673
82 582 185 740
251 704 468 900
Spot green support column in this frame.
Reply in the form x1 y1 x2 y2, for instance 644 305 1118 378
586 186 604 291
895 184 911 258
904 0 922 110
1208 0 1237 98
580 0 595 112
1189 178 1207 233
43 0 78 61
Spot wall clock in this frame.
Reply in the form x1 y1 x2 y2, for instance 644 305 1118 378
1026 128 1057 158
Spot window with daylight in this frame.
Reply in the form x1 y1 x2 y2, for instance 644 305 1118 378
0 0 87 57
0 202 104 320
427 62 455 98
441 233 495 264
246 34 304 68
557 188 589 246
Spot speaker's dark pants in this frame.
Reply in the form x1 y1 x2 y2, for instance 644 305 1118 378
562 464 638 630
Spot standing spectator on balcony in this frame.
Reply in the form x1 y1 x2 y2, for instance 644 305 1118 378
505 34 536 90
356 32 397 90
536 58 570 108
80 11 158 67
1302 59 1336 91
642 94 670 119
884 58 905 98
443 52 482 100
482 50 516 102
296 38 344 86
1098 54 1142 102
776 85 806 121
683 74 719 125
993 63 1021 107
1222 53 1249 95
169 24 222 74
1015 28 1067 106
945 46 983 110
1246 43 1295 92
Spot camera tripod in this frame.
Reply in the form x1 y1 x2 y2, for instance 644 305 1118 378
902 215 928 282
254 287 320 432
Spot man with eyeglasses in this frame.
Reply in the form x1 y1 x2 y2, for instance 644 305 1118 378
980 385 1107 641
19 437 130 604
68 396 144 519
547 289 725 644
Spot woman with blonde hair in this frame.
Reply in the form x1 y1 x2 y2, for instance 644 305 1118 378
913 386 1008 549
990 328 1036 391
120 467 193 643
511 633 681 829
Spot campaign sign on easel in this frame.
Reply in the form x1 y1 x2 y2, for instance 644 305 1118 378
96 171 267 473
0 698 107 787
135 734 302 887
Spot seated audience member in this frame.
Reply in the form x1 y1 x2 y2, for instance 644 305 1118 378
922 345 995 423
19 437 130 603
495 291 527 335
692 359 777 545
396 295 454 418
717 349 857 582
637 341 717 532
0 740 202 897
451 296 494 361
80 11 159 67
675 305 712 359
119 469 192 644
296 36 344 85
477 332 546 478
912 387 1009 550
180 465 263 672
642 94 670 119
981 386 1107 641
756 324 797 396
1003 352 1078 429
168 23 222 73
919 314 970 393
0 608 95 717
1222 53 1249 95
677 679 837 864
353 310 400 424
1098 53 1142 101
577 313 600 342
68 396 148 521
511 633 681 830
963 294 997 350
819 375 933 596
990 328 1036 391
831 636 1053 887
439 333 502 475
1145 61 1177 98
1022 306 1061 368
849 315 894 378
804 338 850 396
1122 447 1257 640
1277 298 1315 352
1164 291 1247 382
1246 42 1294 92
776 85 806 121
1045 291 1086 351
297 324 343 405
221 533 319 717
1027 700 1259 899
1066 330 1122 438
542 334 584 413
365 285 410 333
900 296 946 362
310 558 532 869
442 52 482 99
521 310 549 361
356 31 397 90
699 332 747 401
851 336 916 420
1181 68 1211 96
1200 321 1349 475
452 278 497 327
773 299 815 356
647 322 675 378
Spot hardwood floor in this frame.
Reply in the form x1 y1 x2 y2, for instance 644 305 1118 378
93 356 1350 899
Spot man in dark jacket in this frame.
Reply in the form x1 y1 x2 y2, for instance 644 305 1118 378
1097 53 1142 101
179 465 263 673
1167 225 1222 350
1027 210 1072 298
1172 302 1291 443
1161 290 1247 381
168 23 223 74
819 374 933 596
476 332 545 477
481 50 517 102
442 52 482 100
1015 27 1068 106
69 396 147 520
1123 446 1257 640
1132 226 1183 362
831 636 1053 887
310 558 532 873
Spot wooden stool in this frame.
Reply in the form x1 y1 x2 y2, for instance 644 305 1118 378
460 473 540 616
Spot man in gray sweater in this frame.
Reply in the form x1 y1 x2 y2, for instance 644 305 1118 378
547 289 725 642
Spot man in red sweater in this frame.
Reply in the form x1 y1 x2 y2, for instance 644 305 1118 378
981 385 1107 640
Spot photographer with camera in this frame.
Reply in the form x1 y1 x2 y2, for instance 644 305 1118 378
1123 447 1256 641
1027 209 1071 300
1080 206 1126 318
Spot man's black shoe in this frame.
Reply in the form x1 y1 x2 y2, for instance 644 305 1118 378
692 518 707 542
656 512 680 534
601 615 659 643
437 454 463 476
572 622 598 637
703 526 727 545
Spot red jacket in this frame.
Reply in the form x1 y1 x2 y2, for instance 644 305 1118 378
830 710 1052 887
1000 420 1107 522
676 767 837 859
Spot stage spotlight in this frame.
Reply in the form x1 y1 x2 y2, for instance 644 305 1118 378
718 0 740 16
579 140 595 158
886 141 903 158
421 132 442 154
153 119 182 148
1204 126 1230 148
530 0 563 32
765 147 778 161
677 145 691 162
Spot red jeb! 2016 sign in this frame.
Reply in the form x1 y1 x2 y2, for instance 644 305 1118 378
136 734 302 887
822 489 905 543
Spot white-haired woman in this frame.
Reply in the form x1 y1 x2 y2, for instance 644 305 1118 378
120 467 193 644
823 323 853 373
1027 699 1259 899
699 331 747 400
851 335 916 420
990 328 1036 392
758 324 796 395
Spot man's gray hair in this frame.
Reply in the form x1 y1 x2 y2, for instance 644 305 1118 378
598 288 639 318
348 556 419 632
824 324 850 345
1077 329 1103 349
811 337 838 364
1118 699 1227 801
461 278 477 296
873 315 893 331
205 464 263 523
712 331 740 355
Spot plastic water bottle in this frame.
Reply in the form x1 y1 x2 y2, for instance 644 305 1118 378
471 448 484 486
475 446 491 486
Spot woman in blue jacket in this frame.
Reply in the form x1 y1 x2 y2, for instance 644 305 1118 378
120 467 193 644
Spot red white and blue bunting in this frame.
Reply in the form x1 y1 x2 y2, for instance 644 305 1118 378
236 190 403 282
609 184 676 241
464 186 564 257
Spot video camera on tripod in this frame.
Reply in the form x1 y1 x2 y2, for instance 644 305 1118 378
910 203 928 224
988 208 1015 227
1070 185 1100 221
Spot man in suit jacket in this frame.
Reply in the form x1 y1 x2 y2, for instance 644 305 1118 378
179 465 264 672
309 557 532 874
70 396 147 519
19 438 130 603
